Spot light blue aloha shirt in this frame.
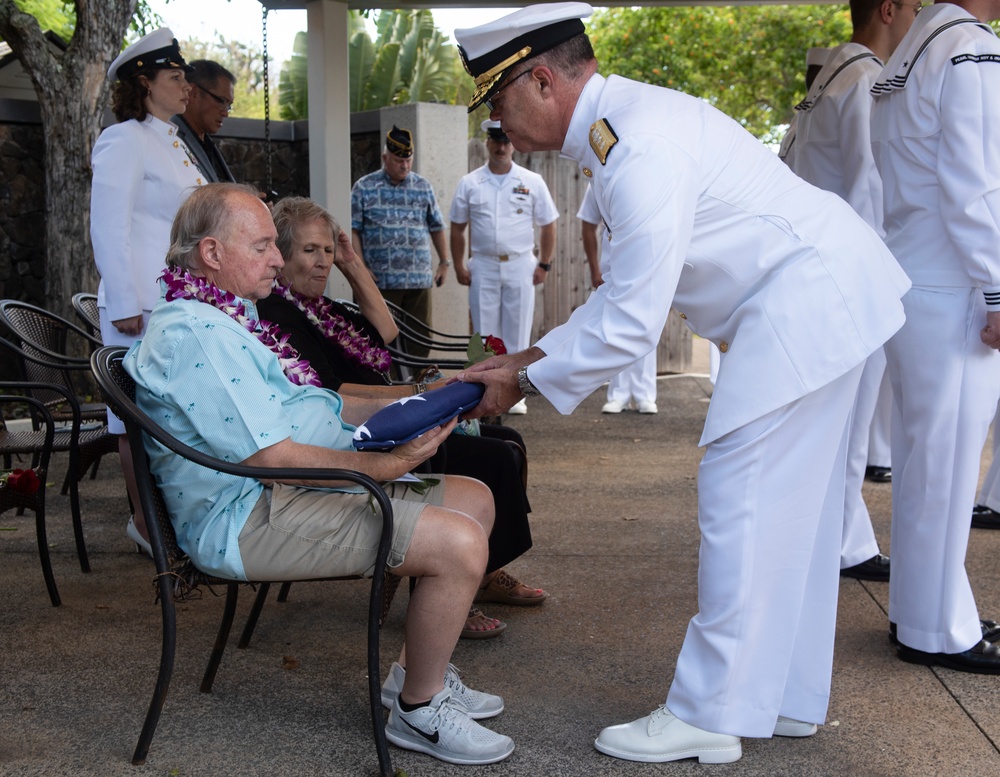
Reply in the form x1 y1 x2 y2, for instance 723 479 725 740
123 295 357 581
350 169 445 289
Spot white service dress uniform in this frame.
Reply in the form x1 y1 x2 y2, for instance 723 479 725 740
576 184 657 408
789 42 889 569
870 4 1000 654
449 162 558 353
90 115 204 432
528 73 910 737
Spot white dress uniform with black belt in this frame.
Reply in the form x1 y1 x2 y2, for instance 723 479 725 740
576 184 657 411
790 42 891 571
89 28 204 434
449 148 558 353
870 3 1000 657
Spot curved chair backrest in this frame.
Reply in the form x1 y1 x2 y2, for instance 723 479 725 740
71 293 102 341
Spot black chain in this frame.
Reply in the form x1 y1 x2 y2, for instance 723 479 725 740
262 2 272 196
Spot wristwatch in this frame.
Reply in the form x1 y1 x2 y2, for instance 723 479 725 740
517 366 540 398
537 262 552 272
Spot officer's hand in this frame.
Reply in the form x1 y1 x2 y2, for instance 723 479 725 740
455 265 472 286
590 269 604 288
533 266 547 285
981 310 1000 350
455 367 523 418
112 314 144 336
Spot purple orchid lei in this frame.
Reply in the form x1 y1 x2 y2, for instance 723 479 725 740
271 280 392 378
159 267 322 387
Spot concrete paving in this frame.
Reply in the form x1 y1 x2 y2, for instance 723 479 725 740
2 340 999 776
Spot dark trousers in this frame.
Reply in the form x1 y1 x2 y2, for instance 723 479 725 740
380 287 431 359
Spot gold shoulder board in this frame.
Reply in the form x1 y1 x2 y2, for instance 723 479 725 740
589 119 618 165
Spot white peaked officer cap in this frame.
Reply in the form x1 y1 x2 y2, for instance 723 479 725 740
455 2 593 112
481 119 511 142
108 27 193 82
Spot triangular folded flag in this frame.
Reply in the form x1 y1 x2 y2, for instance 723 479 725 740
353 381 486 451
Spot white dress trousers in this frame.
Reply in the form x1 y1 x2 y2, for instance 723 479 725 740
867 371 892 468
885 288 1000 653
468 251 537 354
668 363 863 736
977 402 1000 510
606 349 657 405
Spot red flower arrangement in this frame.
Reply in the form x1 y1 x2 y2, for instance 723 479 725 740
2 468 41 495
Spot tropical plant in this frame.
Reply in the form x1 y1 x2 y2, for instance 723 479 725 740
588 5 853 144
280 9 462 120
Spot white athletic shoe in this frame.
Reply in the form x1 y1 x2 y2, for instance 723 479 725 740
772 716 818 737
507 399 527 415
386 687 515 765
380 661 504 719
602 399 625 414
637 400 659 414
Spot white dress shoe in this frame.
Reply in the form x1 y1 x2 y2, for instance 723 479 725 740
594 706 742 764
602 399 625 414
637 400 659 414
773 716 818 737
507 399 527 415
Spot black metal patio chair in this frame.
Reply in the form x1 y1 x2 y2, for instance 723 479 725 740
0 388 59 605
91 346 397 776
70 292 102 343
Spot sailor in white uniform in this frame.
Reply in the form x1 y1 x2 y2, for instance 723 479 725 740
789 0 917 582
577 184 658 414
90 28 204 551
450 120 558 414
454 3 910 764
870 0 1000 671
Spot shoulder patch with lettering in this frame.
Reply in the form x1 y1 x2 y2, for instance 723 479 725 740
589 119 618 166
951 53 1000 65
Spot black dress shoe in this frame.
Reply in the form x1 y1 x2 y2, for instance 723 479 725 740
972 504 1000 530
897 638 1000 674
840 553 890 581
864 465 891 483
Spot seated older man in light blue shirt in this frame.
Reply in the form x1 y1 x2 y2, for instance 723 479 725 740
124 182 516 766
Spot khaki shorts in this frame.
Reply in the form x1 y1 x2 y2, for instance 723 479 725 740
237 478 446 581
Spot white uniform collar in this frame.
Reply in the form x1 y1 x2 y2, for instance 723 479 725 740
871 3 991 96
561 73 605 165
795 42 879 113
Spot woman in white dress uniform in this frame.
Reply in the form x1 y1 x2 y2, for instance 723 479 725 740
90 28 204 551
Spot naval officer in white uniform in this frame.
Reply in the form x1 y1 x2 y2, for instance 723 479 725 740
90 28 204 551
454 3 911 764
450 120 559 414
870 0 1000 672
578 183 658 415
789 0 917 582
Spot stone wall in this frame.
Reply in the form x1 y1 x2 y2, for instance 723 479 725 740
0 122 46 309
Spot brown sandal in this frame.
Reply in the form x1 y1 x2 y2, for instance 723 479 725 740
461 607 507 640
474 569 549 607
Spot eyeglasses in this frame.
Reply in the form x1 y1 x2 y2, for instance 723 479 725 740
891 0 922 16
485 69 532 112
196 83 233 112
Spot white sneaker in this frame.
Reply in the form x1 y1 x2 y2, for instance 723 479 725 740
773 716 818 737
594 705 741 764
507 399 527 415
381 662 504 719
386 687 515 765
637 400 659 414
126 516 152 558
602 399 625 414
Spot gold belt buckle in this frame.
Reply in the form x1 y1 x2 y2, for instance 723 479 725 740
499 253 509 262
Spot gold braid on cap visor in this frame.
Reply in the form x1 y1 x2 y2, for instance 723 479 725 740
468 46 532 110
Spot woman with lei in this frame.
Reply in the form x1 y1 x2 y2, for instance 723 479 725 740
255 198 549 639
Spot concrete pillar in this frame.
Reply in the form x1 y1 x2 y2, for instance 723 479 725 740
306 0 351 229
